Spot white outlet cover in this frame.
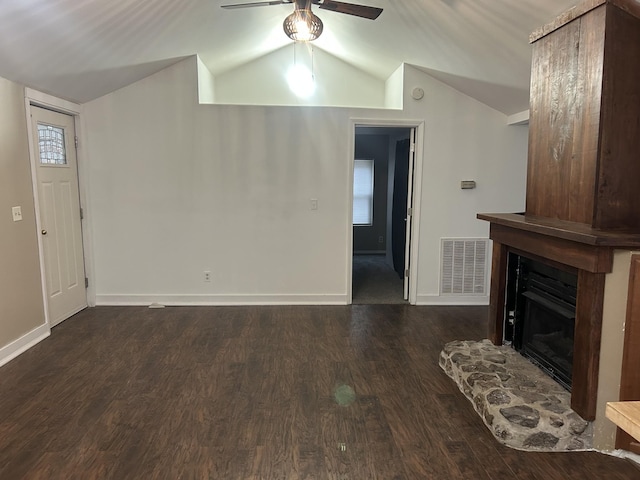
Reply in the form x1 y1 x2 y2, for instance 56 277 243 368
11 206 22 222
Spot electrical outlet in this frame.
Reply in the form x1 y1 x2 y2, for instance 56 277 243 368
204 271 211 282
310 198 318 211
378 236 384 243
11 206 22 222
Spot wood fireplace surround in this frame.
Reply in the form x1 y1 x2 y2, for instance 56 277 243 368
479 0 640 421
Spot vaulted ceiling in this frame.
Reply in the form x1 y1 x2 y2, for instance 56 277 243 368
0 0 578 114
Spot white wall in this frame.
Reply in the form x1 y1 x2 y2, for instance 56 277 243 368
407 64 529 302
83 56 528 306
196 57 215 104
385 64 404 110
213 45 385 108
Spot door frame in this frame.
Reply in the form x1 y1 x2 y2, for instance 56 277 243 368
24 88 94 327
346 118 425 305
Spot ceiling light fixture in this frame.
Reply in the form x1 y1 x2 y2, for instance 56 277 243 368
283 5 323 42
222 0 383 43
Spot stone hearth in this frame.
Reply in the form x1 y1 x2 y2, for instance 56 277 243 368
439 339 593 452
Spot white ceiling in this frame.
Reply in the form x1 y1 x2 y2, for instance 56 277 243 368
0 0 578 114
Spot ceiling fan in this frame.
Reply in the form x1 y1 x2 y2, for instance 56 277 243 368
221 0 383 42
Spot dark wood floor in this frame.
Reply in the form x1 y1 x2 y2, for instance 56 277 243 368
1 305 638 479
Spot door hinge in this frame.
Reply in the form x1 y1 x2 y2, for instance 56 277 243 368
407 207 413 217
75 136 79 148
405 269 410 278
80 207 84 220
410 142 415 153
85 277 89 288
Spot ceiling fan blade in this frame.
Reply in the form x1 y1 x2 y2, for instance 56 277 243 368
315 0 382 19
221 0 292 9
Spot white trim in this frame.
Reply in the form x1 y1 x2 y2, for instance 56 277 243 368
75 111 96 307
96 294 349 306
0 323 50 368
605 449 640 466
507 110 529 126
25 88 80 114
416 294 489 306
347 118 425 306
346 123 355 304
24 97 51 327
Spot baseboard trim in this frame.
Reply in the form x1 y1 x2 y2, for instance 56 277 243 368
96 294 349 306
0 323 50 368
416 294 489 306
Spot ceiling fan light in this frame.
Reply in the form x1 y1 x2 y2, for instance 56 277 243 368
283 10 323 42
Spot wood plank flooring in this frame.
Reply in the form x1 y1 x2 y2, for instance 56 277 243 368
0 305 639 479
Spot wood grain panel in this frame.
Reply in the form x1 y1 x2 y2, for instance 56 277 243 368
610 0 640 21
478 213 640 247
526 6 606 225
1 305 639 478
530 0 604 42
527 1 640 232
488 241 507 344
571 270 605 419
573 7 606 225
608 402 640 452
594 6 640 230
489 224 613 273
527 17 583 221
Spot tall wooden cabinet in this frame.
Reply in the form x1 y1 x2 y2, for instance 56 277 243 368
526 0 640 231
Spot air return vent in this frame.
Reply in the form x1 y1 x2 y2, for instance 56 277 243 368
440 238 488 295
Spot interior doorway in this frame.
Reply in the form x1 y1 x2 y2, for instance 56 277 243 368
351 125 417 304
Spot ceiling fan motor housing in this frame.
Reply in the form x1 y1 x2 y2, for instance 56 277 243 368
283 8 324 41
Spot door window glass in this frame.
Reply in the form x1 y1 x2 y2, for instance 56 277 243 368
38 124 67 165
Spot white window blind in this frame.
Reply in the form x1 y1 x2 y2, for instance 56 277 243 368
353 159 374 225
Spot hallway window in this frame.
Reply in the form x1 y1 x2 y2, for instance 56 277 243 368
353 159 374 225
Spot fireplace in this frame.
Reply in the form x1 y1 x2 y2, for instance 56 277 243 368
506 255 577 391
478 0 640 421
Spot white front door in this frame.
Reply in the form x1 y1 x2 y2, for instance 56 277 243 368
31 106 87 326
403 128 416 300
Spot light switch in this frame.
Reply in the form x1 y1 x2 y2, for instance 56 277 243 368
11 206 22 222
310 198 318 211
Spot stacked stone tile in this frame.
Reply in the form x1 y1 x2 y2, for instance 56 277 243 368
439 339 592 451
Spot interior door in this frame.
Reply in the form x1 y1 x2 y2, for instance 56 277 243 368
392 139 409 278
30 106 87 326
391 130 416 300
403 129 416 300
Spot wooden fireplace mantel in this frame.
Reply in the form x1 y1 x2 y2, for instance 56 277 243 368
478 213 640 420
477 213 640 249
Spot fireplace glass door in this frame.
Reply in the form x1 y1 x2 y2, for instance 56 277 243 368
506 255 577 391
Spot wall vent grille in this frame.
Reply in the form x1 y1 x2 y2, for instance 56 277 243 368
440 238 488 295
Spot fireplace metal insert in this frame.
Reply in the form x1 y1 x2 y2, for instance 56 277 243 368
505 254 577 391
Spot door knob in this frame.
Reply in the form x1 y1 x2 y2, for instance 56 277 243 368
41 229 47 235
